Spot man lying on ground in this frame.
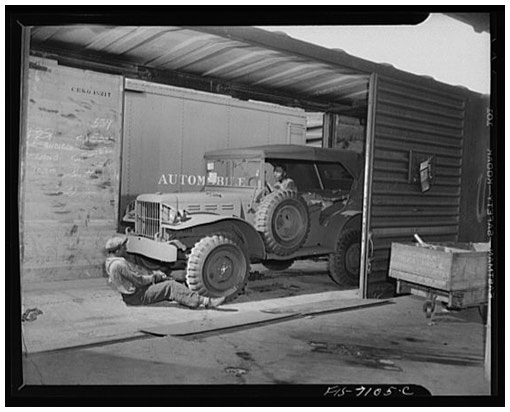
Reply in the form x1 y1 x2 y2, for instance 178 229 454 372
104 236 225 309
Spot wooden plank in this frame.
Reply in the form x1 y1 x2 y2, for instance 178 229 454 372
141 311 298 337
389 243 453 287
390 269 448 290
259 298 388 316
450 253 488 290
450 287 488 308
396 280 487 309
141 299 388 337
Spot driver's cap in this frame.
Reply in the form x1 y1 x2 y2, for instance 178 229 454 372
105 236 128 252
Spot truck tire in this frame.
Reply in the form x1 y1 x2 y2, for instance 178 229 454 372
262 260 295 271
328 229 361 286
254 189 310 256
186 234 249 300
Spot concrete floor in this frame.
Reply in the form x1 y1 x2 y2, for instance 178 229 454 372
20 261 357 352
20 262 491 395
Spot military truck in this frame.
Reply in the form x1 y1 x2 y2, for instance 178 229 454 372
126 144 363 300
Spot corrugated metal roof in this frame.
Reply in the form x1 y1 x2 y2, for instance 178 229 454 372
30 25 370 110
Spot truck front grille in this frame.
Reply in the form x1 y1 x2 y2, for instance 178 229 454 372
135 201 160 238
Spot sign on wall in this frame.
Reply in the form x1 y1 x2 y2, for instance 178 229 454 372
21 57 123 282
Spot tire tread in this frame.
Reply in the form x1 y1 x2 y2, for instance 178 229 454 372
254 189 310 256
186 234 249 301
328 229 361 286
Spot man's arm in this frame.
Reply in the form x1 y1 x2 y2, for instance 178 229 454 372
285 179 298 191
120 262 156 287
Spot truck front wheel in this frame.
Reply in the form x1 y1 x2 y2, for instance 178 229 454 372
186 234 249 300
328 229 361 286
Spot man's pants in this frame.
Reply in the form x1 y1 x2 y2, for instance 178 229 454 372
122 279 202 308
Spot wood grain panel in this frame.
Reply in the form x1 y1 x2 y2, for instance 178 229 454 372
21 57 123 282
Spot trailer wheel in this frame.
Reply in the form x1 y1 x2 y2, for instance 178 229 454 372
262 259 295 272
254 189 310 256
186 234 249 300
328 229 361 286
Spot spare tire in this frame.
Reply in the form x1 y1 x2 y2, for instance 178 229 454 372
254 189 310 256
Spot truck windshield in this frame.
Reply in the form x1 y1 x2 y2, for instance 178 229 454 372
205 158 262 188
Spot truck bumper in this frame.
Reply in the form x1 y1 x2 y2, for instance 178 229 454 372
126 235 178 262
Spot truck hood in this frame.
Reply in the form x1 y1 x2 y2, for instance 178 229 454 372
137 189 253 216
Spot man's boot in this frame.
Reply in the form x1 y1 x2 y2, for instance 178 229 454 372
200 296 226 308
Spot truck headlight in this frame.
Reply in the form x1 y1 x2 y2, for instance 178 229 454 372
161 204 188 225
161 204 178 224
168 208 178 224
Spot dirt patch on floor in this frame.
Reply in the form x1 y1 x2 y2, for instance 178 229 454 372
307 340 483 369
233 261 351 303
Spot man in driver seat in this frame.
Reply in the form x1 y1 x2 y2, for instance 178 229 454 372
273 164 297 192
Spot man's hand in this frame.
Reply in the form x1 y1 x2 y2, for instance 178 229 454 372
152 271 168 283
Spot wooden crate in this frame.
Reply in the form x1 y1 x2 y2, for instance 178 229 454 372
389 242 488 309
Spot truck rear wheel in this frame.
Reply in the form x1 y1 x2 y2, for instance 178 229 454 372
254 189 310 256
328 229 361 286
186 234 249 300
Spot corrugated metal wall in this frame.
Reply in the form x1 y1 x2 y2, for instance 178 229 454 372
368 75 466 283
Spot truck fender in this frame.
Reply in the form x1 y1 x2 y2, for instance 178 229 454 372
167 214 266 260
322 211 362 250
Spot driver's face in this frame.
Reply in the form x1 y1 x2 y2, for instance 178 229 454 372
274 168 284 182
